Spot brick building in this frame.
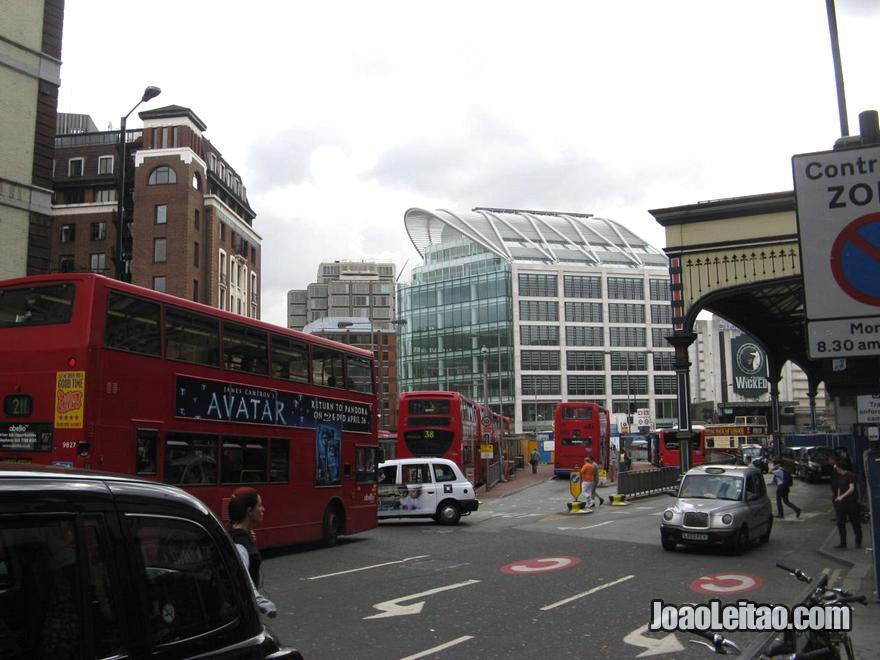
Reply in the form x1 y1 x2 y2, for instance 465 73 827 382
51 105 261 316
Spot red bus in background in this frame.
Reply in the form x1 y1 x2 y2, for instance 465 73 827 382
657 426 706 468
0 273 380 549
553 402 610 478
397 391 491 484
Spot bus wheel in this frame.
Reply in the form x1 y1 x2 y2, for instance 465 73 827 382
321 505 342 547
435 501 461 525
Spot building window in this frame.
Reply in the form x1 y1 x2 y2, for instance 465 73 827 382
59 255 74 272
90 222 106 241
653 352 675 371
89 253 106 273
654 375 678 395
147 166 177 185
219 223 225 241
193 279 199 302
655 398 677 419
154 238 167 263
651 304 672 324
609 326 645 347
649 279 671 301
567 375 606 396
98 155 114 174
192 172 201 190
607 277 644 300
153 276 166 292
518 273 557 297
611 351 645 371
194 209 200 230
566 351 604 371
219 250 227 285
652 327 671 348
520 325 559 346
563 275 601 298
251 272 257 302
68 157 84 177
612 375 648 395
565 301 602 323
155 204 167 224
519 300 558 322
608 303 645 324
565 326 603 347
522 374 561 396
194 242 199 268
94 188 116 203
59 224 76 243
521 350 560 370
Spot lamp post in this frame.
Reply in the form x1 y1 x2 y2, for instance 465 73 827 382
115 86 161 281
477 331 503 414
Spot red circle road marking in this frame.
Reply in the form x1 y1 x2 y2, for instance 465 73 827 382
500 556 581 574
690 573 763 594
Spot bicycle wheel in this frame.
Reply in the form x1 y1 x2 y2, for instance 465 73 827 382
842 634 856 660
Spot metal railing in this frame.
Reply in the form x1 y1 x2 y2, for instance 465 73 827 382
617 466 679 498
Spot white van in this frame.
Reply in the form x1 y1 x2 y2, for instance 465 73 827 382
377 458 479 524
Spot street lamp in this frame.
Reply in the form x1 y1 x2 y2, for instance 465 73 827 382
477 331 503 414
115 85 161 281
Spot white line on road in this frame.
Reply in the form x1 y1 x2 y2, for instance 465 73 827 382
556 520 615 531
540 574 635 611
400 635 474 660
305 555 430 580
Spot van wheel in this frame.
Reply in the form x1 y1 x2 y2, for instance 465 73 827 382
435 501 461 525
322 505 342 547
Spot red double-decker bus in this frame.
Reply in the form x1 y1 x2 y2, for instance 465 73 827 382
656 426 706 468
397 391 491 484
553 402 610 478
0 273 380 549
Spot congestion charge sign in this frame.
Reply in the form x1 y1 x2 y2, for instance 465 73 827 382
793 145 880 358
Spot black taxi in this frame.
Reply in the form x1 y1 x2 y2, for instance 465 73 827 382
0 463 302 659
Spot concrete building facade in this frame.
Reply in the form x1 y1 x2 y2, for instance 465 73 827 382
0 0 64 280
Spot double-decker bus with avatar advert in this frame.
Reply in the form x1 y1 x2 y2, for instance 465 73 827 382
397 391 495 485
0 273 380 549
553 402 610 478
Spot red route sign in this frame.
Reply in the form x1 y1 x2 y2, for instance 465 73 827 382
500 556 581 574
690 573 763 595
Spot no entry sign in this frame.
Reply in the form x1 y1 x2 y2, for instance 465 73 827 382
793 146 880 358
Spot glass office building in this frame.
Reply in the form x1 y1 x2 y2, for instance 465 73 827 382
397 207 676 433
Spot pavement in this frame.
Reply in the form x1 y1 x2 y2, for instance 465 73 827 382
482 460 879 658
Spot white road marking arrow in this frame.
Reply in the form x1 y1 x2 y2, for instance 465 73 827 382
623 623 684 657
364 579 480 619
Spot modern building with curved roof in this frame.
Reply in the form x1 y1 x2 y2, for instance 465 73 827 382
396 206 678 436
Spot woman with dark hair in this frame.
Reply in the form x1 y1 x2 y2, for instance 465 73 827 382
228 487 277 617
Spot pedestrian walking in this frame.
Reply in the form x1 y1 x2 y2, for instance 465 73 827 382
579 456 597 507
833 459 862 550
529 448 540 474
828 455 840 522
590 459 605 506
228 486 277 617
619 448 630 473
771 461 801 519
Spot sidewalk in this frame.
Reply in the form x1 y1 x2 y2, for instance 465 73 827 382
817 526 878 659
480 461 555 499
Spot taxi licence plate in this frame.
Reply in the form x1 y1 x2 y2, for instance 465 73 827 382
682 532 708 541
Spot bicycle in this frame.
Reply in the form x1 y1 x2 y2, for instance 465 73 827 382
762 563 867 660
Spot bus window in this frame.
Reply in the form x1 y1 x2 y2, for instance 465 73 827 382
220 437 268 484
136 429 158 475
105 292 161 356
312 348 343 388
222 322 268 374
269 334 309 382
268 438 289 483
356 446 379 484
165 306 220 367
0 283 75 327
346 356 373 394
164 433 218 485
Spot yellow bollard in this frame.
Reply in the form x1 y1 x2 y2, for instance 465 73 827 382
609 494 630 506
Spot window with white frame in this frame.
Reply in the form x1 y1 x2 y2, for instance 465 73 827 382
153 276 166 292
60 224 75 243
68 157 84 177
155 204 167 224
153 238 167 263
94 188 116 203
90 222 106 241
98 155 114 174
89 253 106 273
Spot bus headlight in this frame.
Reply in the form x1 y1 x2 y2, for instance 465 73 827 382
721 514 733 525
662 509 674 521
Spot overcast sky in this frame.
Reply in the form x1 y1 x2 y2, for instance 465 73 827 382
57 1 880 327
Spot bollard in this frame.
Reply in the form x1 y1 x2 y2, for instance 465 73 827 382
609 494 629 506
